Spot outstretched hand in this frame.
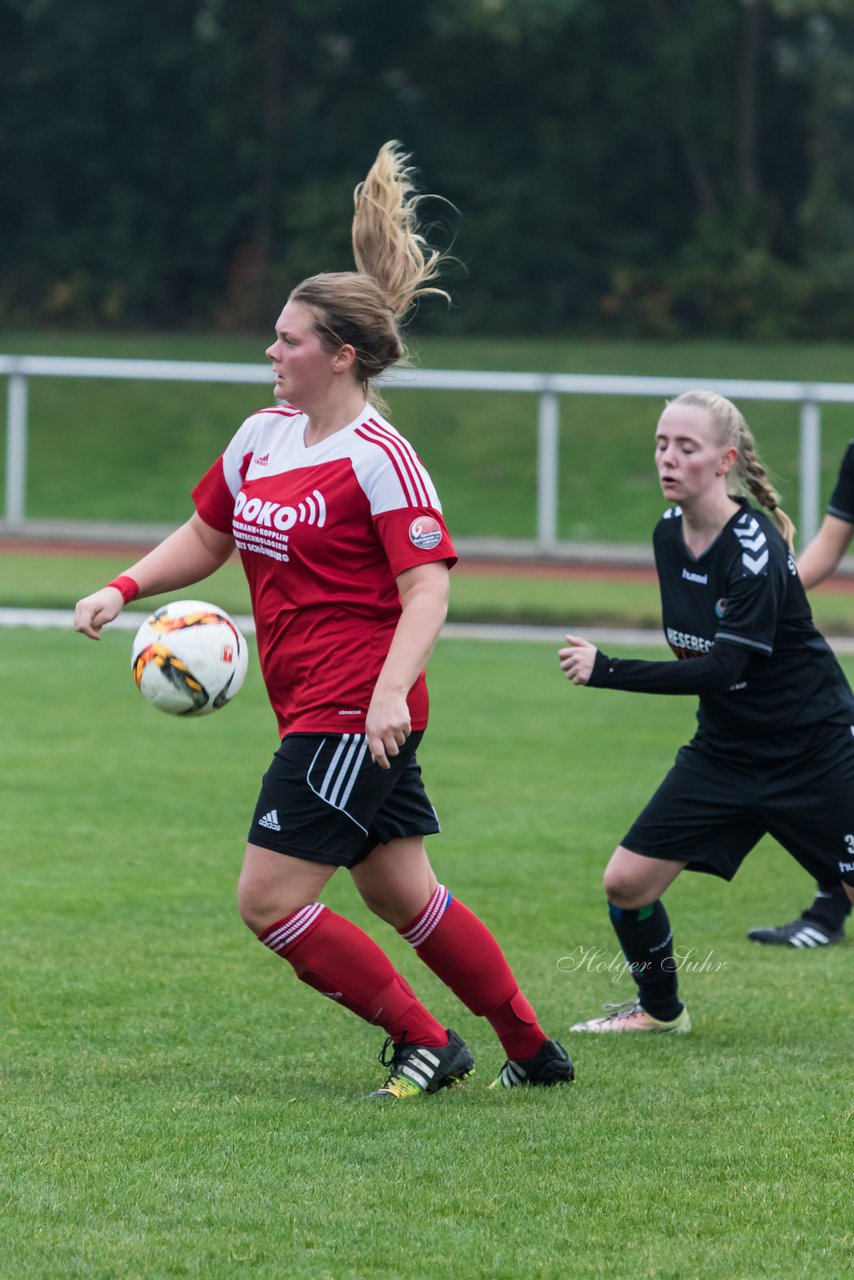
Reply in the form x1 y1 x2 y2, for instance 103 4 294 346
73 587 125 640
558 633 598 686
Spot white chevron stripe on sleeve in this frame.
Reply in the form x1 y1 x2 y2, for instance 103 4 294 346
742 550 769 574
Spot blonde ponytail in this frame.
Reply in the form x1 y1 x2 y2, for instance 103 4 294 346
289 141 451 411
352 140 450 319
734 429 796 547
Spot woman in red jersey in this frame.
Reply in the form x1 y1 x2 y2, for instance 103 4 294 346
74 142 573 1097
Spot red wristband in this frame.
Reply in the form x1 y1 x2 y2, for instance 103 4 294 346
107 575 140 604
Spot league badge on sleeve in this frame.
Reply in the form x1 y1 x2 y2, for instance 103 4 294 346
409 515 442 551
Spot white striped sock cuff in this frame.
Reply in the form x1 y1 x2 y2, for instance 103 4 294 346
401 884 451 949
259 903 327 955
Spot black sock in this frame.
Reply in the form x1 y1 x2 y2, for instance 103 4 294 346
608 899 683 1021
802 880 851 932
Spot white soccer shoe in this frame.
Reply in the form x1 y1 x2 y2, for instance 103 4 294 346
570 999 691 1033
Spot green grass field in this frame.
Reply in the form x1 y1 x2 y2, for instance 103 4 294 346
3 329 854 1276
2 623 851 1280
5 546 854 636
3 330 854 546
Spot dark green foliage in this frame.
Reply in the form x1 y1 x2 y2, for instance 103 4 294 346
1 628 852 1278
3 1 854 336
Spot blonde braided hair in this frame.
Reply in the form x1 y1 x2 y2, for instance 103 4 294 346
670 390 796 547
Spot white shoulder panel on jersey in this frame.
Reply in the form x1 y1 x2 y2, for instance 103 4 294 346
220 406 302 496
350 413 443 514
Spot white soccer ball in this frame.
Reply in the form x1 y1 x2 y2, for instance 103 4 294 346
130 600 249 716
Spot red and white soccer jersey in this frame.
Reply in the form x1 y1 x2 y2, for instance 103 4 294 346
192 402 457 737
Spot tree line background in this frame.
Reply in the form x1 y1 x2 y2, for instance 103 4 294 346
2 0 854 340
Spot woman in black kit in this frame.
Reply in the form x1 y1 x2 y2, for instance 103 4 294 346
747 441 854 947
560 390 854 1034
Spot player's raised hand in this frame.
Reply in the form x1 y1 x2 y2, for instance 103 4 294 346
558 633 598 685
73 587 124 640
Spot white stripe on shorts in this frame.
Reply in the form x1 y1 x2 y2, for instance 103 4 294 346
308 735 371 832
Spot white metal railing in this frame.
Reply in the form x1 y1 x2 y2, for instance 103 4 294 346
4 354 854 549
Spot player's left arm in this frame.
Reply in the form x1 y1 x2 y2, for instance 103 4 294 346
366 560 450 769
796 514 854 591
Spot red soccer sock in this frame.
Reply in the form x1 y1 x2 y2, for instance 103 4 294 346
258 904 448 1047
399 886 547 1061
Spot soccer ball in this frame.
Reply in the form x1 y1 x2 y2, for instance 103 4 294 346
131 600 249 716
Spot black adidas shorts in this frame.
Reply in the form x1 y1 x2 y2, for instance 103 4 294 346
247 730 440 868
622 723 854 887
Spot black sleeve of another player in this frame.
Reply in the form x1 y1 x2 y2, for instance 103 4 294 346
827 442 854 522
587 641 751 695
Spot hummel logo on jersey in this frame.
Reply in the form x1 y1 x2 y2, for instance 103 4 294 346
682 569 708 585
734 515 768 574
258 809 281 832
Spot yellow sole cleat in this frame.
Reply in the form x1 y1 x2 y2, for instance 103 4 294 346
367 1028 474 1099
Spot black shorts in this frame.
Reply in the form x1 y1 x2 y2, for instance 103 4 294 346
247 730 440 868
622 723 854 887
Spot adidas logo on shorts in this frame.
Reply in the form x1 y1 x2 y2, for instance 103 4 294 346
258 809 281 832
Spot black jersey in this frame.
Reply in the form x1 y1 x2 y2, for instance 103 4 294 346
827 442 854 523
588 500 854 746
